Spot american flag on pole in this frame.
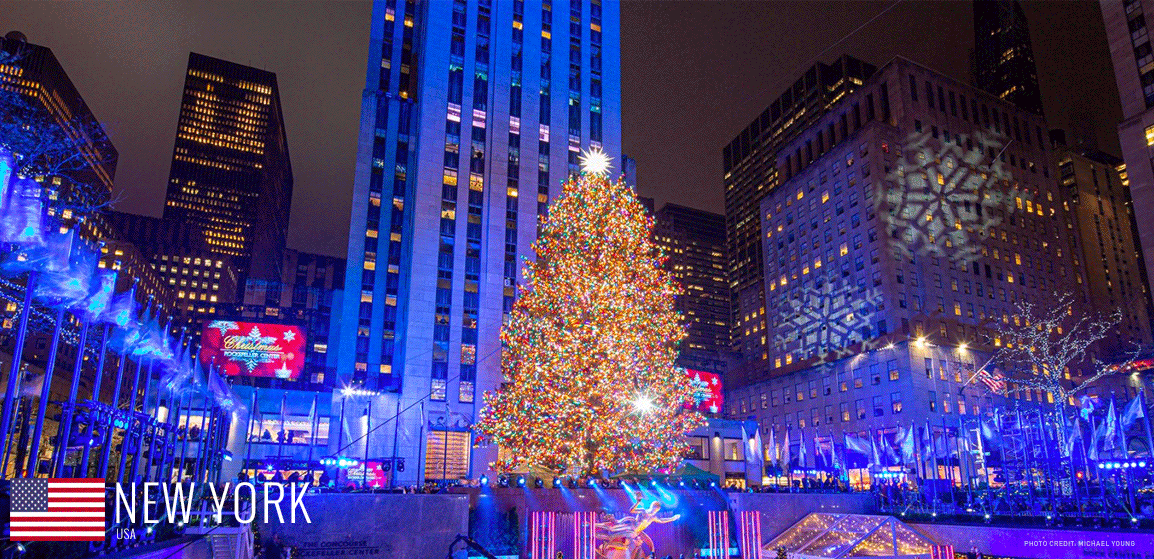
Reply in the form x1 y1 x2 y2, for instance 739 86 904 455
9 478 106 541
976 368 1007 394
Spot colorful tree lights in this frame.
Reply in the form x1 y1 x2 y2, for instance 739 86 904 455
475 170 705 476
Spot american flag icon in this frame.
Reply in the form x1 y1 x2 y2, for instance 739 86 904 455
9 478 106 541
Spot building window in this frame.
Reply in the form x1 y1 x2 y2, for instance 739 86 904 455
722 438 744 461
424 430 471 481
891 392 903 414
685 436 709 460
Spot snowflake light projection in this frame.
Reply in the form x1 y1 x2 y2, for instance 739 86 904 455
878 131 1019 266
771 284 884 365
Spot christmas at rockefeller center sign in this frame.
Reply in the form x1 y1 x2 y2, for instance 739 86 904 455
200 320 306 380
683 369 723 414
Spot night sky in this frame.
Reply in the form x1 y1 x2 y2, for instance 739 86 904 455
0 1 1121 258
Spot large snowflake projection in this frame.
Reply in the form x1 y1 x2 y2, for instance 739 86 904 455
771 285 884 364
878 131 1019 266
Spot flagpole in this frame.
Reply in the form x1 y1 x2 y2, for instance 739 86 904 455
129 358 156 483
245 388 257 480
160 390 185 483
1141 390 1154 465
1033 409 1057 519
1059 411 1083 518
99 348 130 481
924 421 937 514
193 390 211 483
137 357 160 481
1112 394 1137 514
954 416 967 502
940 413 956 511
0 272 36 465
307 393 318 481
25 307 67 477
976 417 990 506
79 323 111 476
205 406 220 484
176 392 194 483
52 319 89 476
365 398 372 487
118 356 146 484
388 399 401 489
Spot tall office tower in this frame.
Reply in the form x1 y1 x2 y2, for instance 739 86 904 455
335 0 622 485
162 53 293 286
726 57 1086 452
1101 0 1154 305
722 56 875 380
1053 139 1154 356
973 0 1045 116
653 204 730 373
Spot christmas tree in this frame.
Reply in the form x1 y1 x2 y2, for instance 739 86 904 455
476 149 705 476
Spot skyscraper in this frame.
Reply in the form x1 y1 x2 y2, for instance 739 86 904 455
973 0 1045 116
722 55 875 379
335 0 622 485
162 52 293 286
1100 0 1154 303
729 56 1085 455
653 204 730 373
1053 140 1153 356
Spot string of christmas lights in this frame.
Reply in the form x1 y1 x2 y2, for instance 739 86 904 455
476 167 705 476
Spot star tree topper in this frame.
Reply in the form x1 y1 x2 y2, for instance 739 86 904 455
579 147 612 176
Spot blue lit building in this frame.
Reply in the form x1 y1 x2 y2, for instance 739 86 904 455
333 0 622 486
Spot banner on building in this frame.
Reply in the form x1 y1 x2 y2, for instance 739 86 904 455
200 320 306 379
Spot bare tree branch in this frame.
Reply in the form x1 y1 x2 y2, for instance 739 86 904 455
991 293 1134 412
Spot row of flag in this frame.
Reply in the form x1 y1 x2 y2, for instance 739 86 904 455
741 392 1152 475
1 146 241 412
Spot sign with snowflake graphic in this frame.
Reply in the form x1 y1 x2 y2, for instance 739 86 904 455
682 368 723 414
199 320 306 380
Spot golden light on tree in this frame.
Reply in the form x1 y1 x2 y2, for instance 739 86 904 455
475 169 704 476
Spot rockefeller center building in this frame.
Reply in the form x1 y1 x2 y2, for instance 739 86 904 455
722 55 877 383
334 0 622 486
726 57 1092 469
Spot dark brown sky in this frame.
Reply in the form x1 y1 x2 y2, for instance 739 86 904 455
0 1 1122 257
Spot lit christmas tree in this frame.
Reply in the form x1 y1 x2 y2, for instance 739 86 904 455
476 149 705 476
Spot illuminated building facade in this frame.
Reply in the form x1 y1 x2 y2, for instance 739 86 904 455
105 211 239 339
239 249 345 387
1100 0 1154 307
0 33 122 363
0 33 118 213
728 57 1087 442
162 52 293 286
653 203 730 373
1053 141 1154 356
973 0 1045 116
722 55 876 382
335 0 622 486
